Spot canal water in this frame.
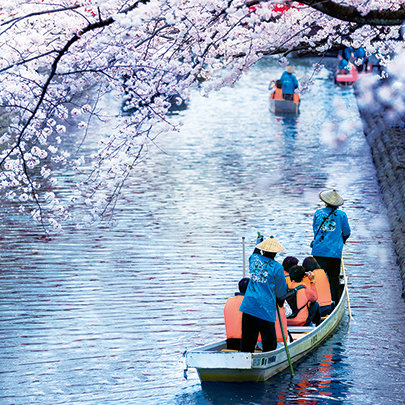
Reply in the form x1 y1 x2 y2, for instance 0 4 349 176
1 57 405 405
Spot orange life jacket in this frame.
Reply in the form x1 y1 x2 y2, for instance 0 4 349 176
284 270 292 288
224 296 287 343
287 281 310 326
293 93 300 102
271 87 283 100
313 269 332 307
224 295 244 339
224 296 262 342
300 270 331 307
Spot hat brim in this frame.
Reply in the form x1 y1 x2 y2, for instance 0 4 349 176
319 190 344 207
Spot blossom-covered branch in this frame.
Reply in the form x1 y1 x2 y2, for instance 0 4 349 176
0 0 403 233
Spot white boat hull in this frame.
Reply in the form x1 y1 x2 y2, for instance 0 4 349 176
185 287 347 382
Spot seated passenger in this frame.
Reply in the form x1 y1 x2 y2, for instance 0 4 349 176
337 58 351 75
287 265 321 327
224 278 250 350
224 277 289 350
270 80 283 100
302 256 335 317
282 256 298 288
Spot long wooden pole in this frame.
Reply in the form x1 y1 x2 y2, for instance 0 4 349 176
242 237 246 277
341 258 353 321
276 304 294 377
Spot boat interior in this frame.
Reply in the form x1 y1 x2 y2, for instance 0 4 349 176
218 315 330 353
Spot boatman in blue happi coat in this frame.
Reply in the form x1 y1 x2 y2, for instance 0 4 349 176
279 66 299 101
239 236 288 353
311 189 351 305
338 46 354 62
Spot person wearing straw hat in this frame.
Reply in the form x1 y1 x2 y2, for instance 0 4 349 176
279 65 299 100
310 189 351 305
239 236 288 353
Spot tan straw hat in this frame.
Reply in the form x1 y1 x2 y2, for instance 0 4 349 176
286 65 294 73
256 236 285 253
319 189 344 207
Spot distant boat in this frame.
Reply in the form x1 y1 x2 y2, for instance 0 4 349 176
335 62 372 86
269 82 300 114
184 285 346 383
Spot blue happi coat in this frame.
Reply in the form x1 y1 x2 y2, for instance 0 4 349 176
239 254 287 323
279 71 299 95
311 207 351 259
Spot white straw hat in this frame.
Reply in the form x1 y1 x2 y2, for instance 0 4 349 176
319 189 344 207
286 66 295 73
256 236 285 253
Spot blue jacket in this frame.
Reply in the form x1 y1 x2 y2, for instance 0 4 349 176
239 254 287 323
337 58 350 72
280 71 299 95
339 47 353 61
311 207 351 259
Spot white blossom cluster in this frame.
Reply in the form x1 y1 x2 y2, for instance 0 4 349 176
0 0 403 232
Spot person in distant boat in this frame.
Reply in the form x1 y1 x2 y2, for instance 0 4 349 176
287 265 321 327
239 236 288 353
270 79 283 100
302 256 334 316
353 47 368 72
337 58 351 75
282 256 298 288
223 277 250 350
310 189 351 305
279 66 299 101
338 46 353 63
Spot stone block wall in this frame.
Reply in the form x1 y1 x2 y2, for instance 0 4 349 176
356 97 405 298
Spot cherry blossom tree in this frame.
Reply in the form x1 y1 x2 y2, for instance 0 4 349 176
0 0 404 232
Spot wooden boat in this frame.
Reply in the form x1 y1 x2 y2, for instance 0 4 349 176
268 82 300 114
184 286 346 383
335 62 372 86
269 97 300 114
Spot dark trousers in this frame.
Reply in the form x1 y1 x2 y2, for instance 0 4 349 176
313 256 342 305
240 313 277 353
283 93 294 100
305 302 321 326
320 302 335 317
226 338 241 350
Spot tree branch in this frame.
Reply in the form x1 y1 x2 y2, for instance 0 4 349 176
287 0 405 27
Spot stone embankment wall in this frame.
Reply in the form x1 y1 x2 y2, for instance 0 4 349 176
355 90 405 298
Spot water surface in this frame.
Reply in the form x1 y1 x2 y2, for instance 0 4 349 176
1 57 405 405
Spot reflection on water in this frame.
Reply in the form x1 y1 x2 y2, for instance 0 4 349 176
1 57 405 405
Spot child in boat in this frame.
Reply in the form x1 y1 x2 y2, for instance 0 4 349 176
287 265 321 327
302 256 335 316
